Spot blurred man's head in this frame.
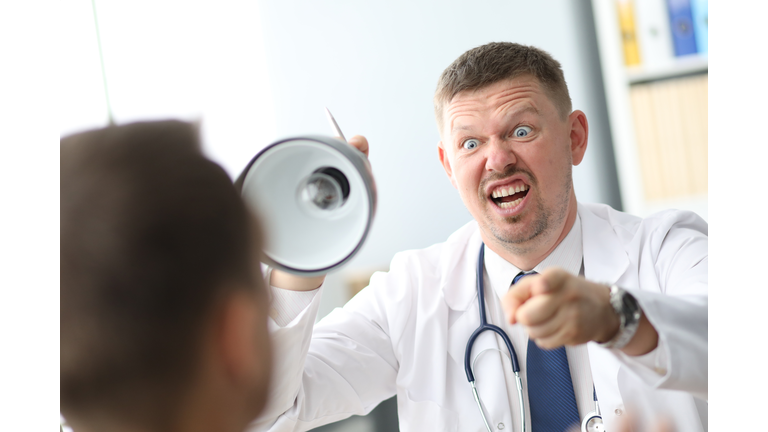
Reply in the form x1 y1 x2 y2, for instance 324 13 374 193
61 121 271 432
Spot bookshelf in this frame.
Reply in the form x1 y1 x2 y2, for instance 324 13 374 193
591 0 708 221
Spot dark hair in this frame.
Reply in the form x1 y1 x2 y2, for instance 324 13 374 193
60 120 262 424
434 42 572 131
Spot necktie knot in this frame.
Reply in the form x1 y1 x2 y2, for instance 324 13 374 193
512 270 537 285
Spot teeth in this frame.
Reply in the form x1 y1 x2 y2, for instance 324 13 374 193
491 184 528 199
498 197 524 208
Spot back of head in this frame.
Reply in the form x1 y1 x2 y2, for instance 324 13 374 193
61 121 262 428
434 42 573 132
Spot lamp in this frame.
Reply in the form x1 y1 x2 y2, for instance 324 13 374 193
235 135 376 276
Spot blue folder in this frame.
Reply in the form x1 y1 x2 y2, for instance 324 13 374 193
691 0 708 54
667 0 698 56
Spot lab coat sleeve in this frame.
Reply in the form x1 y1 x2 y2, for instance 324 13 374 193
612 210 708 401
249 253 415 432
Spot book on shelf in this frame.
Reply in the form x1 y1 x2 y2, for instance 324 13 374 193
629 84 665 200
666 0 698 57
690 0 708 54
616 0 641 66
629 74 707 201
633 0 675 69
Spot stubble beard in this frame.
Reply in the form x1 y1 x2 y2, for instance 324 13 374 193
482 166 572 256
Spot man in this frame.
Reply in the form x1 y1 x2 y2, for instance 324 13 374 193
255 43 707 432
61 121 272 432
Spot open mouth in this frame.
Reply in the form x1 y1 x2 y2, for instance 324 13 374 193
490 184 529 209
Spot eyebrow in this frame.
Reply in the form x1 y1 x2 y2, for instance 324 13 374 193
450 105 540 134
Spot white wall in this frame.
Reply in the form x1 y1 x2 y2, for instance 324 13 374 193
254 0 621 315
59 0 278 176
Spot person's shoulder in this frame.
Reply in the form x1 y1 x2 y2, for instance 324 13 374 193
388 220 479 272
579 201 707 240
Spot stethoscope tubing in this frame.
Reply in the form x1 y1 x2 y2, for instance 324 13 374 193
464 243 521 380
464 243 601 432
465 243 525 432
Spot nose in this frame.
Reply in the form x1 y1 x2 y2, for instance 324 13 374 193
484 137 517 173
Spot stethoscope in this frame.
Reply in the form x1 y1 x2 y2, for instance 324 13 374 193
464 243 604 432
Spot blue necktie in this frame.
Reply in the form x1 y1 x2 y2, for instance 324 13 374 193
513 271 580 432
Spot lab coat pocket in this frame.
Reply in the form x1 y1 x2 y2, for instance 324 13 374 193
400 392 459 432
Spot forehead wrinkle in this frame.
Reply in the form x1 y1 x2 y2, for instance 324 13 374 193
493 100 540 121
447 99 485 134
448 82 542 132
487 83 538 105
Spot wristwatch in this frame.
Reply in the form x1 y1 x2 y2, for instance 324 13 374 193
598 285 642 349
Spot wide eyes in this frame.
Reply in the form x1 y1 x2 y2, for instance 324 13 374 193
462 127 532 149
513 126 532 137
462 138 480 150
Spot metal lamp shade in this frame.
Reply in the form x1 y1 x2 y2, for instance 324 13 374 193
235 135 376 276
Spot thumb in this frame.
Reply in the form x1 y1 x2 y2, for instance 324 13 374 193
347 135 369 157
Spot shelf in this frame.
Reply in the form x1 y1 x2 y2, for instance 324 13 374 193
626 54 708 84
591 0 708 222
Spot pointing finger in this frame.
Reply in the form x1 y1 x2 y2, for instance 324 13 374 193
532 268 570 296
516 293 559 327
502 282 533 325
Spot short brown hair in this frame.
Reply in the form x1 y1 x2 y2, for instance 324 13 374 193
434 42 572 132
61 121 262 425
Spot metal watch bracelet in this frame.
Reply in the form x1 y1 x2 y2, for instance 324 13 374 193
597 285 642 349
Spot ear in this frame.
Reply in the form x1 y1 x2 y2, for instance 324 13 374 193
437 142 458 189
568 110 589 166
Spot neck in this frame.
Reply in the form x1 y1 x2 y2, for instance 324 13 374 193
486 195 579 271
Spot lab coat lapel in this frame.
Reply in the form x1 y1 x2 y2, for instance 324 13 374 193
579 203 631 428
446 297 513 428
440 221 482 312
441 223 512 426
579 203 630 285
442 222 483 368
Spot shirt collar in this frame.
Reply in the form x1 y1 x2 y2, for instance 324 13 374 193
484 214 583 300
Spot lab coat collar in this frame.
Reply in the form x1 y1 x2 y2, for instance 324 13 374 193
440 220 483 312
440 204 631 312
578 202 630 284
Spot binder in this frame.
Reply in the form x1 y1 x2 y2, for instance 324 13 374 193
616 0 642 66
666 0 698 56
634 0 676 69
690 0 708 54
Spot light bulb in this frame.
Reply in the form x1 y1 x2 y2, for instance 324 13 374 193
299 172 343 211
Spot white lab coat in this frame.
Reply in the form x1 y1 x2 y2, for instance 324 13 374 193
251 203 708 432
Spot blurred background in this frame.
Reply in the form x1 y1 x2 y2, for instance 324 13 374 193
59 1 707 431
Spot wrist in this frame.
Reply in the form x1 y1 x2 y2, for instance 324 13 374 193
596 284 621 343
270 268 326 291
596 285 642 349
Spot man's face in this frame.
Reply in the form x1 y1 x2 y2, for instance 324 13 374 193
438 76 586 252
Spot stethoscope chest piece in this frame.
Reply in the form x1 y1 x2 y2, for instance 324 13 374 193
581 413 604 432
